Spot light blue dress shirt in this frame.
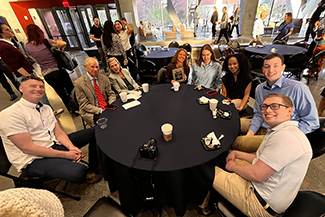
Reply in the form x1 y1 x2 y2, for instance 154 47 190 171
250 75 319 134
192 60 223 90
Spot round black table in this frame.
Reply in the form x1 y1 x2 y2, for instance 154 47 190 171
245 44 307 58
140 47 178 70
96 84 240 216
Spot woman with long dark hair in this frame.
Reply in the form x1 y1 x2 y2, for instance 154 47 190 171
221 53 252 111
101 20 127 67
192 44 222 91
25 24 75 113
164 48 190 83
273 12 294 42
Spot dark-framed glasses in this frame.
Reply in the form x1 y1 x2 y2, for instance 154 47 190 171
259 103 288 111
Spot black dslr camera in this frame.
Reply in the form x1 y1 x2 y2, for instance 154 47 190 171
139 138 158 160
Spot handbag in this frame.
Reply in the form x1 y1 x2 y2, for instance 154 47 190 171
43 39 78 71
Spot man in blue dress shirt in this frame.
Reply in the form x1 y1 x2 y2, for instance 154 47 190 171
232 53 319 152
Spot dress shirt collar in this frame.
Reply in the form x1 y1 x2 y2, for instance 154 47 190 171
0 38 14 46
200 60 214 68
266 120 298 134
263 74 285 90
19 97 43 110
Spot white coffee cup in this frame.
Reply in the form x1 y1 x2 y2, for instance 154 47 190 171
119 92 127 102
173 82 180 91
252 42 256 47
144 51 147 56
271 47 276 53
161 123 173 142
142 83 149 93
209 99 218 111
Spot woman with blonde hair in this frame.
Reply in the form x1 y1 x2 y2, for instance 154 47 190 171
273 12 294 42
164 48 190 83
108 57 139 94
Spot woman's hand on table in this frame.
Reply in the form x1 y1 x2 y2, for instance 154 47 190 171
183 73 187 81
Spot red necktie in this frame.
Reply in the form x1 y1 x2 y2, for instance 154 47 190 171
94 79 107 109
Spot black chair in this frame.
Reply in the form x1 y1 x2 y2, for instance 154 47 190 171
272 40 287 45
228 40 243 53
213 190 325 217
83 196 132 217
306 118 325 159
294 41 308 49
168 41 179 48
249 55 265 78
181 43 192 63
157 67 166 84
138 44 147 52
0 137 80 200
283 191 325 217
138 59 158 83
285 51 307 81
303 50 325 84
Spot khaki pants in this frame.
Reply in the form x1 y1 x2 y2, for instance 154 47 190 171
212 167 274 217
232 119 266 153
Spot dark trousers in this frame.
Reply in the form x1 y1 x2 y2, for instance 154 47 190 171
0 63 20 93
212 23 217 37
231 24 240 36
126 48 137 79
44 69 74 112
98 47 107 69
304 22 316 42
217 28 229 44
24 127 99 184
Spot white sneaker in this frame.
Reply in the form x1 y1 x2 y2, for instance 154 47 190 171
54 108 64 116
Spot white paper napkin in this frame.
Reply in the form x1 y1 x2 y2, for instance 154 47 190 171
122 100 141 110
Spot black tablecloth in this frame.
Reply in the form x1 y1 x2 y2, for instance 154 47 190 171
245 44 307 57
140 48 178 70
96 84 240 216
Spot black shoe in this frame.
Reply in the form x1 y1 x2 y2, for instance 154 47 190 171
10 93 17 101
238 34 242 37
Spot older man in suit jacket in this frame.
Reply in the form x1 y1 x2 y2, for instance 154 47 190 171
74 57 116 126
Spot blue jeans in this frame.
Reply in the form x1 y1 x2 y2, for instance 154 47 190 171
24 127 98 184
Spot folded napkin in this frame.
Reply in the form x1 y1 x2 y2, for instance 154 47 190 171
122 100 141 110
201 132 224 150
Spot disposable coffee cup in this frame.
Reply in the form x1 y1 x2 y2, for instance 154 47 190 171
209 99 218 111
142 83 149 93
144 51 147 56
271 47 276 53
173 82 180 91
252 42 256 47
119 92 127 102
161 123 173 142
97 117 108 129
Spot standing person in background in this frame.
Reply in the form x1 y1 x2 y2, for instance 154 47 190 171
211 6 218 38
252 11 268 45
273 12 294 42
115 20 136 79
230 7 241 37
25 24 76 115
0 22 58 113
0 59 18 101
101 20 128 68
216 7 229 44
194 5 200 37
304 0 325 42
90 17 108 72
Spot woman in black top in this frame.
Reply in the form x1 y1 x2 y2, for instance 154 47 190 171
222 53 252 111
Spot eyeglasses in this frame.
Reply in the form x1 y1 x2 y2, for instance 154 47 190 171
259 103 289 110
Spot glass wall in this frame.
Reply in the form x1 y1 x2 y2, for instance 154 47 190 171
135 0 239 38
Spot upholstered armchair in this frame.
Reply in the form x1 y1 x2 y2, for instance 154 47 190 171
164 25 177 40
181 24 194 39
